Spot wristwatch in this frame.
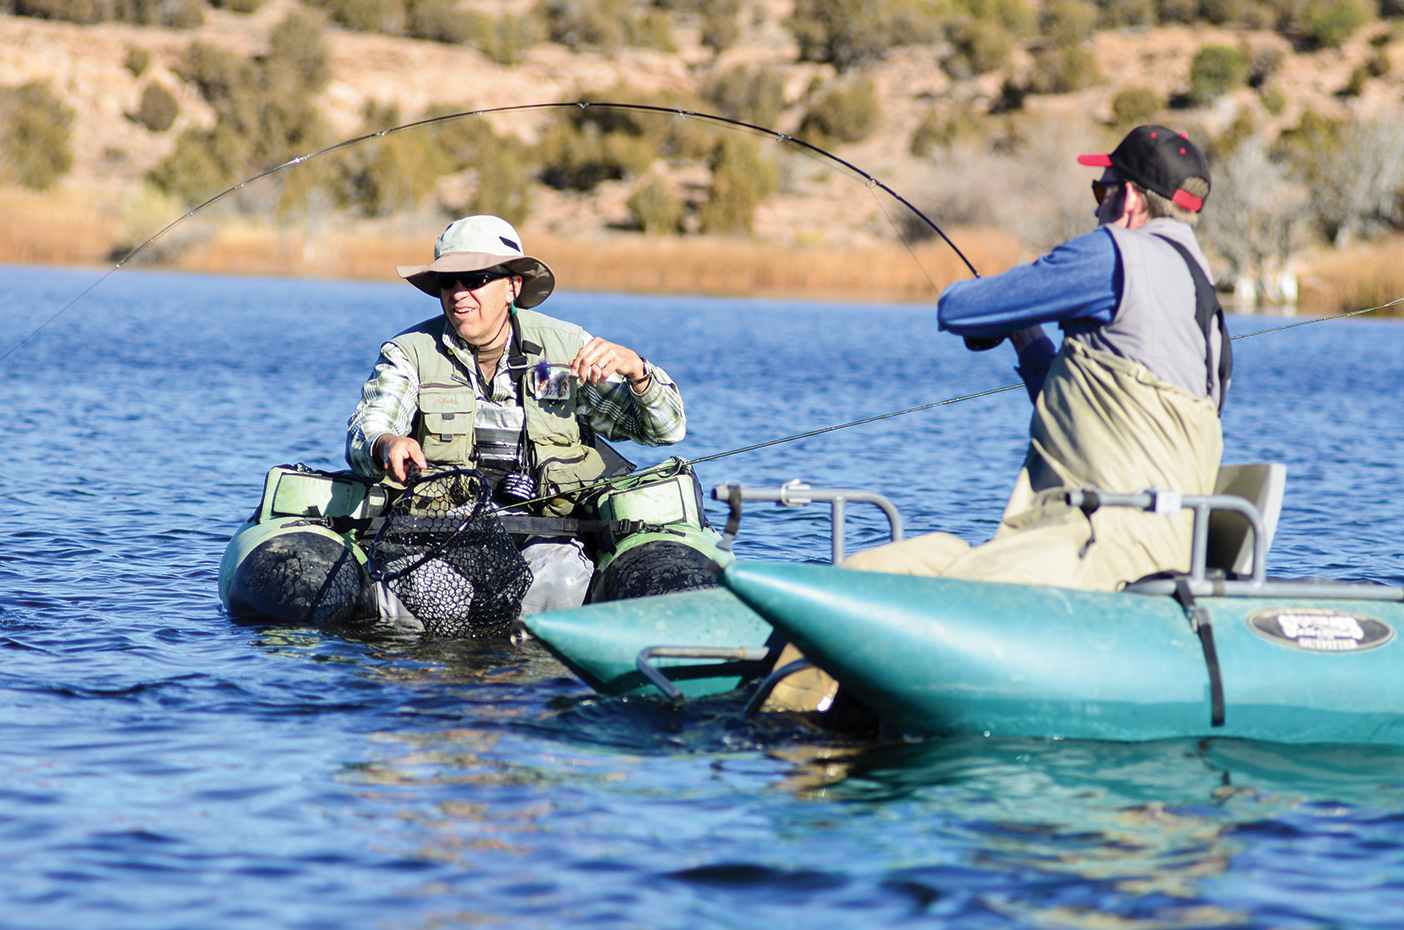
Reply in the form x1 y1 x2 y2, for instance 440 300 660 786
627 359 651 385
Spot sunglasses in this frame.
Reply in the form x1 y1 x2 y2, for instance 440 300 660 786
437 270 509 291
1092 179 1127 206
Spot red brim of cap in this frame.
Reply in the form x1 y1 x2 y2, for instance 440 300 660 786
1077 154 1113 167
1172 190 1204 211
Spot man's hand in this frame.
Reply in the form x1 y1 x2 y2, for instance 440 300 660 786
570 337 650 390
373 434 427 483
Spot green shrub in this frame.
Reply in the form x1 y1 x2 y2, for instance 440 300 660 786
787 0 940 71
1368 42 1392 75
1246 44 1283 87
909 108 986 156
699 0 741 54
1094 0 1155 27
125 46 151 78
113 0 200 26
134 82 180 132
210 0 265 12
1187 44 1248 104
536 119 649 190
15 0 101 23
963 0 1033 33
537 0 628 49
634 8 678 48
469 136 534 226
1298 0 1372 47
1272 109 1343 183
466 10 545 63
703 64 787 127
265 8 333 96
1039 0 1097 42
1259 83 1288 113
0 81 74 190
942 17 1014 78
342 133 449 216
797 78 880 146
326 0 405 32
628 175 685 234
161 0 205 28
151 12 331 207
1208 110 1255 159
1341 63 1369 95
1111 86 1162 124
534 89 714 192
409 0 474 43
1027 43 1100 93
1155 0 1199 22
699 136 777 234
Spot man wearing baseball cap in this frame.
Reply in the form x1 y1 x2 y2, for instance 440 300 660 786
846 125 1230 591
347 215 686 614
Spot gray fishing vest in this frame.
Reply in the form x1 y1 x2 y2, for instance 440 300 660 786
390 310 608 514
1079 219 1225 408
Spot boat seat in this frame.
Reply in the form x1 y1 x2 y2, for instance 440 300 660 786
1207 463 1286 576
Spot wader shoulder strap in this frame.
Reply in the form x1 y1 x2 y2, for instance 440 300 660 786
1173 577 1225 727
1154 235 1233 413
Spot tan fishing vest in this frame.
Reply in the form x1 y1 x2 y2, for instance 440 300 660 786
391 310 609 514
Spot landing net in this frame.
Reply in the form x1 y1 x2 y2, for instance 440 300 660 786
367 467 532 638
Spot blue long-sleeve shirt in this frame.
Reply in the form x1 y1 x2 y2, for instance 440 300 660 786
938 228 1123 399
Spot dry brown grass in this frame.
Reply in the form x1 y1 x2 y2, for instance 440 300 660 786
3 185 1402 316
0 196 1025 302
0 189 114 265
161 225 1025 301
1300 237 1404 317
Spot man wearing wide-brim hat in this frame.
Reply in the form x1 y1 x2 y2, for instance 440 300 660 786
845 125 1231 592
347 215 686 614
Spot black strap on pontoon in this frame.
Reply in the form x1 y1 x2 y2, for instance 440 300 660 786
717 484 744 552
1174 577 1225 727
1155 235 1233 413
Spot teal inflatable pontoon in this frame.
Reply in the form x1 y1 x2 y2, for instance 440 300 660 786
719 473 1404 744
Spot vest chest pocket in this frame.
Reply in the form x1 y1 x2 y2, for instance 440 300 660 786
533 437 608 516
417 386 477 466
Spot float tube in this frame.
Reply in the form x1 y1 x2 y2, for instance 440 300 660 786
219 457 729 634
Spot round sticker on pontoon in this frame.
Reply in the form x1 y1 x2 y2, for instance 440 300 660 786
1247 607 1394 652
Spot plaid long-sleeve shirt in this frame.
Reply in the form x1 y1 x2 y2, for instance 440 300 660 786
346 325 686 478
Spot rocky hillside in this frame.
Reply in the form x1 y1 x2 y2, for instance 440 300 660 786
2 0 1403 305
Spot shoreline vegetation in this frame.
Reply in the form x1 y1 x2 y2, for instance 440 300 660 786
3 187 1401 312
0 187 1024 302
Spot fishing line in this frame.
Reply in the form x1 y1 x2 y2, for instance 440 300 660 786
677 294 1404 469
1229 297 1404 340
0 100 977 366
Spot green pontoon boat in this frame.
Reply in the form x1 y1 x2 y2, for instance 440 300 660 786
527 463 1404 745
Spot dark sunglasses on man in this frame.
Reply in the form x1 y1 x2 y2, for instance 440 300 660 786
1091 179 1128 206
437 269 510 291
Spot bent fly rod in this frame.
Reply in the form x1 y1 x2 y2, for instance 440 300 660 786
4 100 1399 469
0 100 979 366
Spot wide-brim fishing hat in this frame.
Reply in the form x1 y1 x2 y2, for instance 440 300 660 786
397 215 556 307
1077 124 1211 212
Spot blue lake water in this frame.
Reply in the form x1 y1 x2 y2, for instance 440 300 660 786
6 263 1404 929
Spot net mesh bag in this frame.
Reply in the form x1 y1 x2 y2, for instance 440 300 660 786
367 467 532 638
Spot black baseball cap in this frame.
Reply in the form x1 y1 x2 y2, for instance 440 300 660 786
1077 125 1210 212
